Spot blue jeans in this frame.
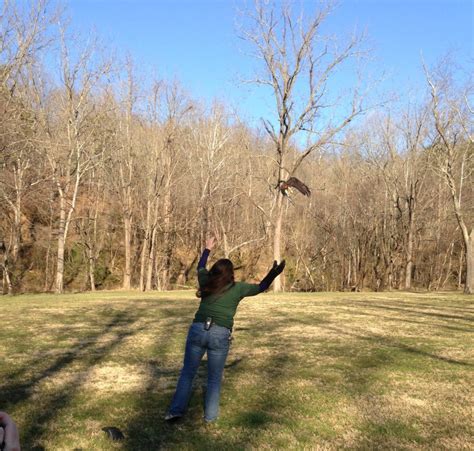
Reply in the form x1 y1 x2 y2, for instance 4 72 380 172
168 322 231 421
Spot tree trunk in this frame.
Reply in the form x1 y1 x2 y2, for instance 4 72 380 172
55 234 65 293
88 248 96 292
55 196 66 294
146 226 157 291
43 242 51 291
2 263 13 295
458 247 464 290
465 230 474 294
123 214 132 289
139 234 149 292
139 200 152 291
273 191 284 292
42 191 55 291
161 182 173 290
447 171 472 294
404 206 415 290
12 197 21 262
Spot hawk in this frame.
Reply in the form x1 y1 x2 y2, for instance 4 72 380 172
278 177 311 197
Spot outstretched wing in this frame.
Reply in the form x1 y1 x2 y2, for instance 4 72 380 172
286 177 311 196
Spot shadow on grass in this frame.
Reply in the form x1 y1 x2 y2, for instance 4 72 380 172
120 321 297 449
119 328 249 449
337 308 474 333
0 309 149 450
322 323 473 368
351 300 474 323
387 299 474 313
124 296 473 449
8 293 465 449
2 310 135 402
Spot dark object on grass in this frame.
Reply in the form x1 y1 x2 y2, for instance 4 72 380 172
102 426 125 441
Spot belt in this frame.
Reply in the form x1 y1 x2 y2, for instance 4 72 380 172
193 318 232 331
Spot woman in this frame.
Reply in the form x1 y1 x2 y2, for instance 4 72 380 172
165 237 285 423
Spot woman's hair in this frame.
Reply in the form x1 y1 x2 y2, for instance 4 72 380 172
197 258 235 298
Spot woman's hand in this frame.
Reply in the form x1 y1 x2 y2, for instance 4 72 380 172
271 260 286 275
0 412 21 451
205 236 217 251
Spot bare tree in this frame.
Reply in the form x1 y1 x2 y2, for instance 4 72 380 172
424 61 474 293
366 108 430 289
136 80 191 291
0 0 56 293
1 1 472 295
156 83 192 290
0 0 55 92
76 132 111 291
111 59 139 290
242 0 368 290
43 27 111 293
0 98 47 292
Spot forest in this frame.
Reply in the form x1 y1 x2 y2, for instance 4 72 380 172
0 0 473 294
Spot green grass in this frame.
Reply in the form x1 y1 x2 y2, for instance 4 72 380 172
0 291 473 450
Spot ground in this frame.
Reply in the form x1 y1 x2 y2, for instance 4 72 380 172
0 290 473 450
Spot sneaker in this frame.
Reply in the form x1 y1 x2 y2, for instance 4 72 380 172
203 417 217 424
164 412 182 422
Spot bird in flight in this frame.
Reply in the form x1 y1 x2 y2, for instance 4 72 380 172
278 177 311 197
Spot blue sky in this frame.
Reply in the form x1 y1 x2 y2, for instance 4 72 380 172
66 0 473 124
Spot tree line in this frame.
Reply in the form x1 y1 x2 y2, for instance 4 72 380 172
0 0 472 294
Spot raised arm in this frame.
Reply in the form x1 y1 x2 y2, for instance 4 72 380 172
198 236 217 270
258 260 286 292
197 249 210 270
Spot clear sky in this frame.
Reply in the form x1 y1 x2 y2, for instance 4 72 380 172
66 0 473 124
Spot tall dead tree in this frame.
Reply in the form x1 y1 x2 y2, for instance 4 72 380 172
136 81 191 291
112 60 139 290
398 108 430 289
242 0 367 290
45 28 110 293
425 61 474 293
158 83 192 290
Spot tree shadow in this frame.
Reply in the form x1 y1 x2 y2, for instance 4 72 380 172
35 294 468 449
353 300 474 323
322 323 473 367
122 298 335 446
1 309 146 450
334 308 474 333
120 323 256 449
393 299 474 313
2 310 136 402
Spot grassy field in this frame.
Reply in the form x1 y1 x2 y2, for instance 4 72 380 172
0 290 473 450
